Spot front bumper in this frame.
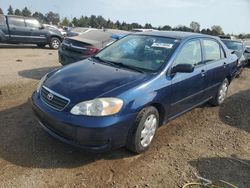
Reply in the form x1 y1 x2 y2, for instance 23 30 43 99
31 92 137 152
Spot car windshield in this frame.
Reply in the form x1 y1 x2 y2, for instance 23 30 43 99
222 40 243 52
95 35 178 72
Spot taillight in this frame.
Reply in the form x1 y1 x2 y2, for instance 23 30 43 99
82 47 99 55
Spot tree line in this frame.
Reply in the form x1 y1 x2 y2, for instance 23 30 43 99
0 5 249 38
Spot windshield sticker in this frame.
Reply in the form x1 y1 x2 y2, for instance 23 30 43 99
151 43 173 49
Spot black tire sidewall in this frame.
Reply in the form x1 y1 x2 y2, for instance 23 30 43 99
216 79 229 105
50 37 61 49
127 106 159 153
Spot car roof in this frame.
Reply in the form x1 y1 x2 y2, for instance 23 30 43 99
133 31 211 39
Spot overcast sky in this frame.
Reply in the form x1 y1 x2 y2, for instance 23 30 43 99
1 0 250 34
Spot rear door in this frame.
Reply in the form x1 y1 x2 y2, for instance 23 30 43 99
201 39 228 98
169 39 206 118
7 16 29 42
24 18 47 43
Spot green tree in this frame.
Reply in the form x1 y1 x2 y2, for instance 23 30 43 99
173 25 192 32
78 16 88 27
0 8 3 14
144 23 153 29
7 5 14 15
14 9 22 16
190 21 200 32
22 7 31 17
61 17 70 26
45 11 60 25
211 25 224 35
161 25 172 31
32 12 45 23
71 17 78 27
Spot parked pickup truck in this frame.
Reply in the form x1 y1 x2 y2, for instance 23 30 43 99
0 15 63 49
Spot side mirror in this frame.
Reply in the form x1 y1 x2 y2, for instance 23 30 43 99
172 64 194 74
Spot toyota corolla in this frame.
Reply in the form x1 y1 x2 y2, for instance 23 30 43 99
32 31 237 153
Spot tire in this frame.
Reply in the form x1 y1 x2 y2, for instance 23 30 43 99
37 43 46 48
49 37 61 49
210 78 229 106
126 106 159 154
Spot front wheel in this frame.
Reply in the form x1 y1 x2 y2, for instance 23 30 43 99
126 106 159 154
210 78 229 106
49 37 61 49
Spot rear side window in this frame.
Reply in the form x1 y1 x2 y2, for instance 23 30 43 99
8 17 25 27
203 39 222 62
173 40 202 67
0 15 6 26
25 19 41 28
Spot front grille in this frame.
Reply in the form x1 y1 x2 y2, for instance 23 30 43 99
40 86 70 111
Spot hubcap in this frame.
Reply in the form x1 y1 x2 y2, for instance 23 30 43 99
218 82 228 103
140 114 157 147
52 40 59 48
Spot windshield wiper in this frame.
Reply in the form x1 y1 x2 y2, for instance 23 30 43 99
114 62 145 73
90 56 117 66
91 56 144 73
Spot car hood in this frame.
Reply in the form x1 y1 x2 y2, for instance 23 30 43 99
43 59 147 103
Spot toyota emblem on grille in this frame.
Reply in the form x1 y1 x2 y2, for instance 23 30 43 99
47 93 54 101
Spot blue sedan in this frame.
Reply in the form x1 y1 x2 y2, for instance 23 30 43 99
32 31 237 153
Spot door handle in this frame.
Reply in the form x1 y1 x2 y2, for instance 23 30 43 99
201 70 206 77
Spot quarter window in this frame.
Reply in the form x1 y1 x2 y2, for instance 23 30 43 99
203 40 221 62
8 17 25 27
173 40 202 67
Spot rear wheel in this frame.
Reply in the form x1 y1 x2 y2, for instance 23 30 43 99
210 78 229 106
126 106 159 154
49 37 61 49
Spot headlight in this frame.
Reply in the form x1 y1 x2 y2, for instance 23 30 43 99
36 74 47 93
70 98 123 116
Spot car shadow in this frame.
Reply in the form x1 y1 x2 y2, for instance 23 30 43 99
18 66 60 80
219 89 250 133
189 157 250 188
0 100 134 169
0 44 50 49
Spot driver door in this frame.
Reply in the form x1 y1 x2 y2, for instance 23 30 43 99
169 39 207 119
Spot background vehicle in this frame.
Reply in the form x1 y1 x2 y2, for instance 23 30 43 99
43 24 67 36
32 31 238 153
66 27 97 37
221 39 247 75
243 39 250 64
58 29 130 65
0 15 63 49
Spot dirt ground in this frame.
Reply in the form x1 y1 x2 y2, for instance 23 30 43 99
0 45 249 188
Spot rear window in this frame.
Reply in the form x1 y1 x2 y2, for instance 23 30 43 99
203 39 221 62
222 40 243 52
8 17 25 27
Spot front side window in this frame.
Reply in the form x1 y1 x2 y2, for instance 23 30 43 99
25 19 41 28
203 39 221 62
8 17 25 27
95 35 178 72
173 40 202 67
